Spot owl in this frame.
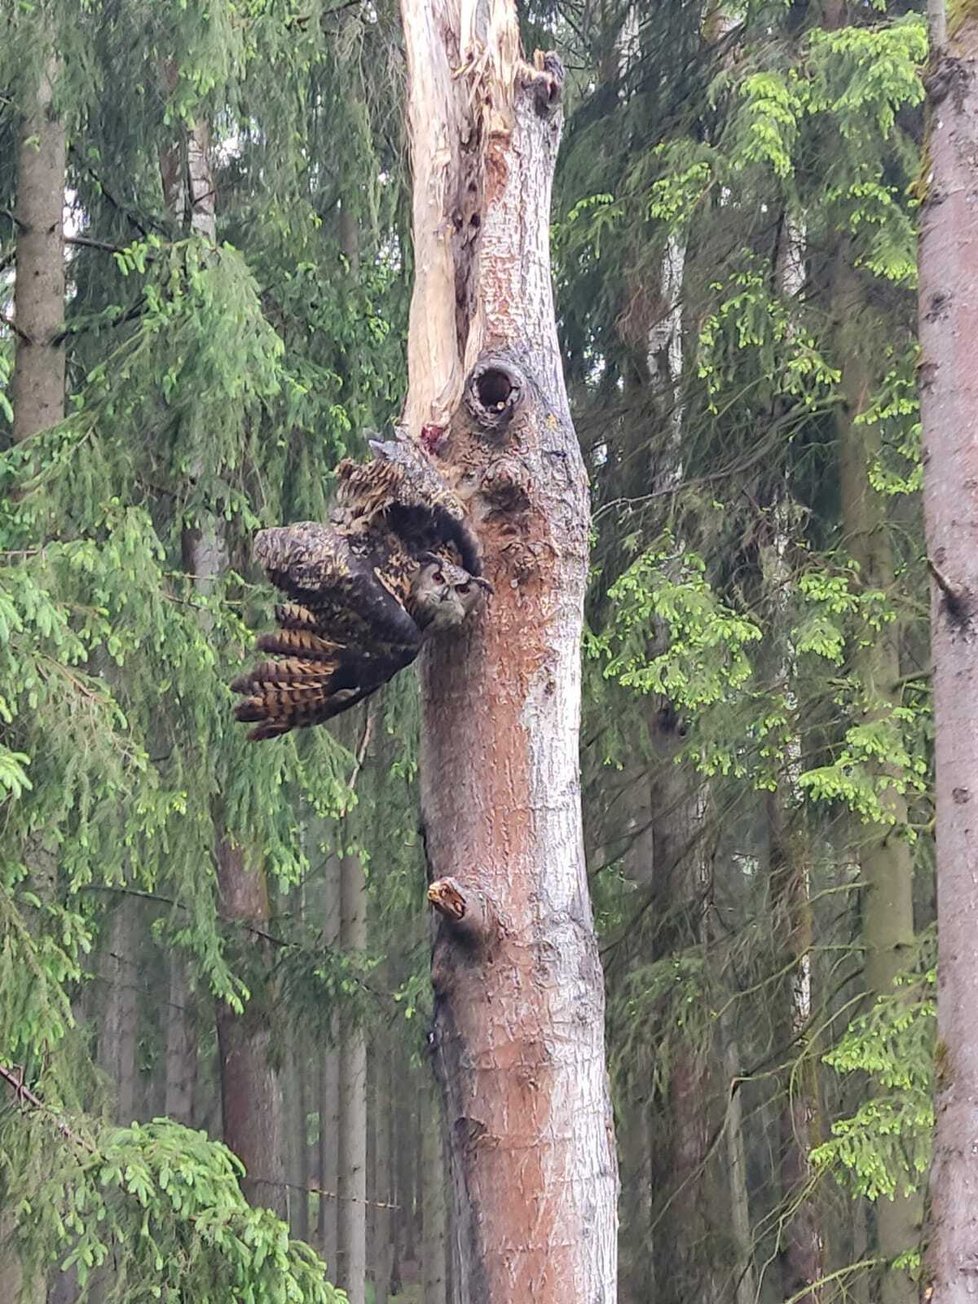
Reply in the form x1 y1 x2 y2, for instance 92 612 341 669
232 434 489 740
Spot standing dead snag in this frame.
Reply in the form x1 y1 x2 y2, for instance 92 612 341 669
401 3 619 1300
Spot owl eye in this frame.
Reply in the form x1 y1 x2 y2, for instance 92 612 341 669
431 569 445 583
456 581 472 595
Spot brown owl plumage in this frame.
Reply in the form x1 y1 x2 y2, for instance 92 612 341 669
232 434 489 740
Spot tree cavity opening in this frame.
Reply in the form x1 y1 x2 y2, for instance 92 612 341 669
465 359 524 434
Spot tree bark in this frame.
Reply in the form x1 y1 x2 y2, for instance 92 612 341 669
336 853 367 1303
918 12 978 1303
400 3 618 1300
11 58 65 442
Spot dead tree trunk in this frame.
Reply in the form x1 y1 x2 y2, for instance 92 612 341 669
400 2 618 1299
918 10 978 1303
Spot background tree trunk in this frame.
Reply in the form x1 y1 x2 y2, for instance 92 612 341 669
336 852 367 1302
5 54 66 1304
421 1080 448 1304
215 837 285 1215
164 959 195 1124
834 247 920 1304
11 59 65 442
159 110 287 1218
400 2 618 1299
318 851 342 1269
918 9 978 1303
767 793 824 1304
99 900 140 1125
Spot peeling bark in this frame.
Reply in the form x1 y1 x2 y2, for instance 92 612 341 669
918 14 978 1304
400 3 618 1299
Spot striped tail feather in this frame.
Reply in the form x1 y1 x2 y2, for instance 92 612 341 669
273 603 321 630
232 643 416 741
254 627 341 661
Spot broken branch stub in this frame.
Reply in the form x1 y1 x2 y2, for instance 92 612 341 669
427 876 495 944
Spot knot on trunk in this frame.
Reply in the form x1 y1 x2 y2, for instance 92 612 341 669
464 356 525 436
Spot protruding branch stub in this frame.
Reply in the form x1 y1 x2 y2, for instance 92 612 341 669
427 876 495 942
464 356 525 437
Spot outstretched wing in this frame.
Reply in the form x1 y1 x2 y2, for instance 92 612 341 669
232 523 423 740
251 522 422 648
335 434 482 576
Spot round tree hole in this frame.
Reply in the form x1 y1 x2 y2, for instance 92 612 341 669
475 368 518 412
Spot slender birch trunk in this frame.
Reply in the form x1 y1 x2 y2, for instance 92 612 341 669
399 2 618 1298
768 209 824 1304
918 8 978 1302
767 794 823 1304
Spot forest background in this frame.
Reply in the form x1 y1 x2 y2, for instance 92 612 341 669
0 1 936 1302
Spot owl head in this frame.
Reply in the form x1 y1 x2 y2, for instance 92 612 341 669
411 553 492 631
